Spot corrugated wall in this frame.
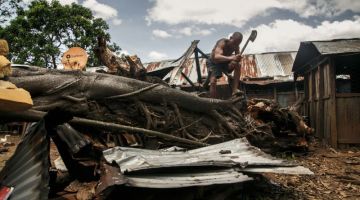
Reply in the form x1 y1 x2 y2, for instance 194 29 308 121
145 52 297 86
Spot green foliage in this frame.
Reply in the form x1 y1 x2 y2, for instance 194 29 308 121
0 0 22 24
0 0 116 68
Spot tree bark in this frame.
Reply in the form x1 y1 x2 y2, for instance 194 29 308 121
6 65 248 148
5 65 312 151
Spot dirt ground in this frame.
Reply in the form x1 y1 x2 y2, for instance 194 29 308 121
246 141 360 200
0 133 21 170
0 133 359 200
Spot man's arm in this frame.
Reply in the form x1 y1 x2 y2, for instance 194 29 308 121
212 40 238 63
234 46 240 55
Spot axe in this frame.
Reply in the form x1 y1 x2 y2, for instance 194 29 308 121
240 30 257 55
224 30 257 90
202 30 257 90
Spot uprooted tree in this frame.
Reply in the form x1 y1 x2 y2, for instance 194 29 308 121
3 65 312 152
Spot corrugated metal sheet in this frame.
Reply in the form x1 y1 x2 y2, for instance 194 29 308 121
56 123 91 154
145 51 297 86
103 138 288 173
293 38 360 73
0 120 50 200
97 164 252 191
101 138 312 189
255 52 297 78
103 138 312 175
124 169 253 188
313 38 360 55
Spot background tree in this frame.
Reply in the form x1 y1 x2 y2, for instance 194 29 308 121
0 0 118 68
0 0 21 24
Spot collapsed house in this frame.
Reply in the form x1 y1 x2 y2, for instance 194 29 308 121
292 38 360 147
0 38 316 199
145 41 303 107
0 109 312 200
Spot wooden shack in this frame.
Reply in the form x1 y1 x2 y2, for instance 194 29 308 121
292 38 360 147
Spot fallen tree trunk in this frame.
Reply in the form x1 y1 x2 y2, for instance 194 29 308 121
10 66 235 113
4 65 312 151
6 65 249 148
0 109 207 147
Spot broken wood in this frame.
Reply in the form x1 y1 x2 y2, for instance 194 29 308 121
0 109 207 147
4 65 313 152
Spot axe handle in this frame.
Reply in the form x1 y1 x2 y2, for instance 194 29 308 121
239 37 251 55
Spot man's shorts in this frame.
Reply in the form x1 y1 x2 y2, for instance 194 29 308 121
206 59 230 79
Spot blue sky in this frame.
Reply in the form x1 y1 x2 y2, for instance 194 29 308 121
29 0 360 62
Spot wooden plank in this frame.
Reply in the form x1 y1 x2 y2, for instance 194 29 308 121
329 57 338 147
336 97 360 144
195 47 209 59
323 100 331 144
319 65 325 139
194 49 202 84
181 72 196 88
303 73 310 119
336 93 360 98
170 40 199 85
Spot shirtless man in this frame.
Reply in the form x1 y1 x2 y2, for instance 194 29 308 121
207 32 243 98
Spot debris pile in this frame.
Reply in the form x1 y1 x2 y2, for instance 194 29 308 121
0 42 315 199
246 98 314 152
0 109 312 199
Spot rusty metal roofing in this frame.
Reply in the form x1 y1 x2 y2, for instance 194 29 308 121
0 120 50 200
145 51 297 86
293 38 360 73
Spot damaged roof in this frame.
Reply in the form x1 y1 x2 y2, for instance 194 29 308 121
0 122 50 200
102 138 312 189
145 51 297 86
292 38 360 73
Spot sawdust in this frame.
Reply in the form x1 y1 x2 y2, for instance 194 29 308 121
256 141 360 200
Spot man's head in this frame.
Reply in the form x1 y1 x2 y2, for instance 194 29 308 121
229 32 243 46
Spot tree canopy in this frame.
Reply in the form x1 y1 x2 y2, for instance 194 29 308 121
0 0 118 68
0 0 21 24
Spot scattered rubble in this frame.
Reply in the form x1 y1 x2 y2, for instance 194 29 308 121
0 110 313 200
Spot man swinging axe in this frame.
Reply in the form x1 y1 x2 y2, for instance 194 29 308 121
205 31 257 98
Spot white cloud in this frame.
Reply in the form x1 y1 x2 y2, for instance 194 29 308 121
24 0 78 5
152 29 172 38
148 51 168 60
282 0 360 18
147 0 281 27
179 27 192 36
147 0 360 27
245 16 360 53
112 18 122 25
25 0 123 25
82 0 121 23
57 0 78 5
178 27 214 36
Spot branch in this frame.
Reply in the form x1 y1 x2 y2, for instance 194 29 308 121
0 109 208 147
105 84 160 99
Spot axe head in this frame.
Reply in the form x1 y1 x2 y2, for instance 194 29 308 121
249 30 257 42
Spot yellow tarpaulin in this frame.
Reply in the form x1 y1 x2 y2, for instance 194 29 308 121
0 55 11 78
0 80 33 112
0 39 9 56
